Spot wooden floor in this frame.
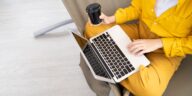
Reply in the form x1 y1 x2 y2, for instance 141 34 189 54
0 0 94 96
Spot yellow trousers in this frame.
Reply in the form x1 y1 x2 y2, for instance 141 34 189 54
84 21 184 96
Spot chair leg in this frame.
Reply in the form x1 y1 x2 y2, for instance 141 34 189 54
109 83 121 96
33 19 73 38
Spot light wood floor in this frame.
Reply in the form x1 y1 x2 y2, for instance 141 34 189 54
0 0 94 96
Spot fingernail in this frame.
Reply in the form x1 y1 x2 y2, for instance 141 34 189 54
137 54 142 56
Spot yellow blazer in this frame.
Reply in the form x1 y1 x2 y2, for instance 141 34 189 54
115 0 192 57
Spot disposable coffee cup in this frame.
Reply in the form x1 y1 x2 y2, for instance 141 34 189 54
86 3 102 25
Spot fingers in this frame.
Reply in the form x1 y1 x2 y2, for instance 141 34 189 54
132 46 145 55
130 39 145 44
128 44 143 53
103 19 111 24
99 13 108 24
136 50 147 56
127 39 161 56
128 40 144 51
99 13 111 24
129 45 145 55
99 13 106 19
128 40 147 55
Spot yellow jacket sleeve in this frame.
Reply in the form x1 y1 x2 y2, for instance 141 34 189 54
115 0 142 24
161 34 192 57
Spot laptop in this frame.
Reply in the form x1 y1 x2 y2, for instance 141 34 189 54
72 25 150 83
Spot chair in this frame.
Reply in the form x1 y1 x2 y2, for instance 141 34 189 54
33 19 73 38
62 0 192 95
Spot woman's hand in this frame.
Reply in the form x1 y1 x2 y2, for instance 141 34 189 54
99 13 115 24
128 39 163 56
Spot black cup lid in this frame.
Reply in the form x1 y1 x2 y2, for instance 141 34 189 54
86 3 101 13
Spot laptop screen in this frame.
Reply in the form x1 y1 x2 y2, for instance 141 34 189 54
72 32 89 50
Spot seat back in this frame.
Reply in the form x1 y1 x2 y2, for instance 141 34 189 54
164 54 192 96
62 0 131 34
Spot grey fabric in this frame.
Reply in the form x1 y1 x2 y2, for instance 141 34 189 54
62 0 192 96
164 55 192 96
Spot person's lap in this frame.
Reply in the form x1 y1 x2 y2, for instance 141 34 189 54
81 22 183 96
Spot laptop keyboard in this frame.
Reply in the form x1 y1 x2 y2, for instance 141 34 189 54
92 32 135 79
83 45 110 78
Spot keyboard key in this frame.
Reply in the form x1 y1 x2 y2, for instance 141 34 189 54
121 66 124 69
131 67 135 71
123 69 128 74
118 75 121 78
125 66 132 72
103 34 107 38
120 72 124 76
129 64 133 67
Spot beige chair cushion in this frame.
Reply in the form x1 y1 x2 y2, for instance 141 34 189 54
164 55 192 96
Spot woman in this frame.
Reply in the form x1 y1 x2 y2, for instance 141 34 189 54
81 0 192 95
